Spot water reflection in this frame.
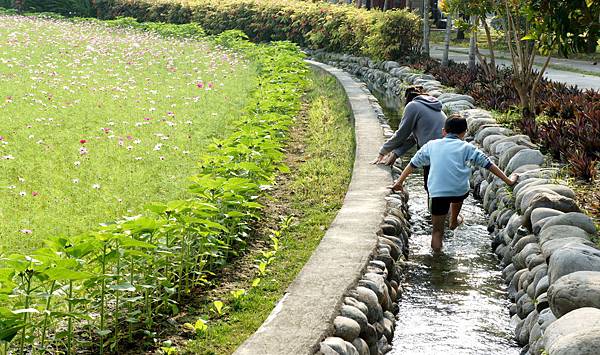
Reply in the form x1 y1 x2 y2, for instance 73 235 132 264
390 171 520 355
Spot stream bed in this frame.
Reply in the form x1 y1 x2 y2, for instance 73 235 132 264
390 171 520 354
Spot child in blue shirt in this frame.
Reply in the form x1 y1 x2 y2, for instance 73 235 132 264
391 114 517 252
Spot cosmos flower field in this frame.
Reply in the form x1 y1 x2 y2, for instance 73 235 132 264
0 15 255 252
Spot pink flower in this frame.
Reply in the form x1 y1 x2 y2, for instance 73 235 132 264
20 229 32 235
208 82 214 89
102 128 111 133
144 117 151 121
0 136 4 141
31 191 38 196
196 82 204 89
80 139 87 144
79 147 88 155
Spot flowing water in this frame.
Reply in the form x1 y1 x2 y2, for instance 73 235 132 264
390 172 520 355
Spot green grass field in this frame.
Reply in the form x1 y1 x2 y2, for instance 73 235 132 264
0 15 256 252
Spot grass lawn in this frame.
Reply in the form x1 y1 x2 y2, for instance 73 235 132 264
179 68 355 354
0 15 255 253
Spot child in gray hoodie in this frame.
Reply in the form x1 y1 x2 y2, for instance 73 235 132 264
373 86 446 192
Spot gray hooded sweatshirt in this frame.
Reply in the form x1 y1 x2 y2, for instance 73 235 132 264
379 95 446 157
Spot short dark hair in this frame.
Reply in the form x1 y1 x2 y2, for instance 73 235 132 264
444 114 468 134
404 85 426 103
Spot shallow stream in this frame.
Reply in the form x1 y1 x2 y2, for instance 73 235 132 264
390 171 520 354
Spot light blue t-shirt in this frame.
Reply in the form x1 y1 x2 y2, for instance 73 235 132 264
410 134 492 198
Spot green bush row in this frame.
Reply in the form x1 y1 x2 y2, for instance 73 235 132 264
0 0 95 17
2 0 422 60
0 23 309 354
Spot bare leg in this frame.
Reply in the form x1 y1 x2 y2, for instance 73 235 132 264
449 201 464 230
431 214 446 252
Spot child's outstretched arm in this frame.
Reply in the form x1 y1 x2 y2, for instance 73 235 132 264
391 164 415 191
488 163 518 186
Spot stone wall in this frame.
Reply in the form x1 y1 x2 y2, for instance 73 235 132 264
311 51 600 355
318 89 412 355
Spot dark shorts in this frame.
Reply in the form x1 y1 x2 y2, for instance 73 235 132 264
430 192 469 216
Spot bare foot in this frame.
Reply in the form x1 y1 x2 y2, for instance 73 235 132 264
449 214 464 230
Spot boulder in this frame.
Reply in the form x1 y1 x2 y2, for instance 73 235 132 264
541 237 596 260
522 193 581 231
483 134 508 152
539 225 592 245
548 271 600 318
474 126 513 144
530 208 564 227
548 243 600 284
499 145 528 169
320 337 351 355
334 316 361 342
438 93 475 104
535 275 550 299
351 338 369 355
543 307 600 354
505 148 544 174
468 118 497 135
540 212 597 236
341 305 369 333
354 287 384 323
514 178 553 199
345 297 369 318
517 185 576 212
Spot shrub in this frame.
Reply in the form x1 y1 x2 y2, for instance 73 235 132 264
26 0 419 59
2 0 94 16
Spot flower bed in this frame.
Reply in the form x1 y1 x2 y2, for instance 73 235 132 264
0 17 309 354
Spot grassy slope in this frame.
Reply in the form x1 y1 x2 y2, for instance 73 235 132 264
182 69 355 354
0 16 255 252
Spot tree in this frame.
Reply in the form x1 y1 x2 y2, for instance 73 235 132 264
446 0 498 77
438 0 453 66
422 0 431 55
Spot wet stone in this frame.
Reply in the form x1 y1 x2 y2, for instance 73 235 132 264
548 271 600 318
352 338 369 355
341 305 369 333
334 316 361 342
344 297 369 318
548 243 600 283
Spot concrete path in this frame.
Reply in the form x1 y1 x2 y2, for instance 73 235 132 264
234 61 392 354
430 45 600 91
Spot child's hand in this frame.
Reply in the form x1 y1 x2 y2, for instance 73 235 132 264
508 174 519 186
388 179 404 192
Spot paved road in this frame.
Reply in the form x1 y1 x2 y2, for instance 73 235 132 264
430 45 600 91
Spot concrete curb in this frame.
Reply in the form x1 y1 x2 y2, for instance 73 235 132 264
234 61 392 355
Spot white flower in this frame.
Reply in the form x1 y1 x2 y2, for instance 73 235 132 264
18 177 25 183
159 156 165 160
133 139 141 144
153 143 162 151
135 157 143 161
72 178 79 184
79 147 88 155
19 191 26 197
20 229 32 234
127 145 133 151
74 161 81 166
3 155 15 160
92 183 101 190
182 150 190 155
8 185 16 189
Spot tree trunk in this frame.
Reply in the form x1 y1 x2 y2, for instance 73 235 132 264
585 32 598 54
422 0 430 55
468 15 477 70
442 13 452 67
384 0 390 10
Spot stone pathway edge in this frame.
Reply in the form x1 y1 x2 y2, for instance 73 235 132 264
233 61 392 355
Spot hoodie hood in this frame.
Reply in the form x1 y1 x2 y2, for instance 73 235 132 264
411 95 442 112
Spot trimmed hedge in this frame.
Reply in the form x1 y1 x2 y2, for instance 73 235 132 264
89 0 421 59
